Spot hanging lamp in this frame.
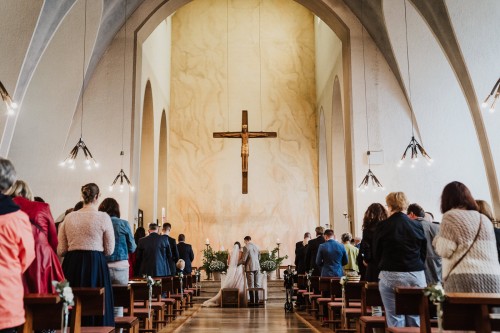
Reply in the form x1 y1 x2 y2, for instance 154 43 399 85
109 0 134 192
60 0 98 170
481 78 500 113
397 0 432 168
0 81 18 115
357 0 384 193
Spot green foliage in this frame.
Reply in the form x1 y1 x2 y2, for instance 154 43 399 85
202 245 229 273
259 246 288 271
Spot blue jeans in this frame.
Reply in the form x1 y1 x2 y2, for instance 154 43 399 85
378 270 426 327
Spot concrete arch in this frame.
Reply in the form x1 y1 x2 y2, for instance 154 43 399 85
318 106 329 229
157 109 168 222
138 80 155 225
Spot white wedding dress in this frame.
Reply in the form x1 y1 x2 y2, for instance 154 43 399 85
202 244 247 307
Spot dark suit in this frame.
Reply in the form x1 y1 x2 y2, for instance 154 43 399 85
163 235 179 276
305 235 325 276
315 239 348 277
177 241 195 274
136 232 172 277
295 241 308 274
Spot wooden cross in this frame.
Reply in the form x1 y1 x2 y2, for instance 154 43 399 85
213 110 277 194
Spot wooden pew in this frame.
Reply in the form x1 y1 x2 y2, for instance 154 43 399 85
72 287 115 333
387 287 435 333
129 281 163 331
341 281 363 330
112 285 140 333
19 294 64 333
443 292 500 332
357 282 385 333
315 277 340 321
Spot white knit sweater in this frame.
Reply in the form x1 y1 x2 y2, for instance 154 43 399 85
57 208 115 257
433 209 500 292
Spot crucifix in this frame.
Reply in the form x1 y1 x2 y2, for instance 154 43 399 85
213 110 277 194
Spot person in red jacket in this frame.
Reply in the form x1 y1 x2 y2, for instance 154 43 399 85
0 159 35 333
6 180 64 294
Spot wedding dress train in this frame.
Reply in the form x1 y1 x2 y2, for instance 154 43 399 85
202 245 247 307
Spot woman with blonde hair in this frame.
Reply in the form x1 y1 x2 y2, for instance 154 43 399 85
5 180 64 294
373 192 427 328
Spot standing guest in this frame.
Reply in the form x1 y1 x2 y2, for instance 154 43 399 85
305 226 325 277
353 237 361 248
129 227 146 278
5 180 64 294
341 232 359 274
177 234 195 274
136 223 172 276
315 229 347 277
374 192 427 328
74 200 84 211
98 198 136 285
58 183 115 326
162 222 179 276
407 203 442 285
476 199 500 263
295 232 311 274
433 182 500 293
0 158 35 333
358 203 388 282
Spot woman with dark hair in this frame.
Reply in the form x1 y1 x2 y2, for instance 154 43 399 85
58 183 115 326
433 181 500 293
5 180 64 295
129 227 146 278
359 203 388 282
99 198 136 285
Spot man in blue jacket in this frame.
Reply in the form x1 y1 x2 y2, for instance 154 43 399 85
136 223 172 276
315 229 348 277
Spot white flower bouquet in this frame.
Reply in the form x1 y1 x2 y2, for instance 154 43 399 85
208 260 226 272
260 260 277 272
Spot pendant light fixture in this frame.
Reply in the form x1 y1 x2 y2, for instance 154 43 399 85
397 0 432 168
0 81 18 115
60 0 98 170
357 0 384 193
109 0 134 192
481 78 500 113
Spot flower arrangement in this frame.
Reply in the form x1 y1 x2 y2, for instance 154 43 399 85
259 246 288 270
52 280 74 333
339 276 347 286
260 260 277 272
424 283 445 333
202 246 228 273
208 260 226 272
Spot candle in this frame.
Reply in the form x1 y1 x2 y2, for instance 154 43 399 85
161 207 165 218
206 238 210 245
221 245 225 251
277 238 280 243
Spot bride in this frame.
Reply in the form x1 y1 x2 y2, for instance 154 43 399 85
202 242 247 307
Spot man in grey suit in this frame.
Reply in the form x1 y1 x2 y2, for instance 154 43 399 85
240 235 261 305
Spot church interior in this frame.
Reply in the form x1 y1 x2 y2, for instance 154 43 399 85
2 0 500 331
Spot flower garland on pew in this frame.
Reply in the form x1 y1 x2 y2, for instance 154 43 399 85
424 283 445 333
305 269 313 293
339 276 347 312
52 280 75 333
145 275 161 319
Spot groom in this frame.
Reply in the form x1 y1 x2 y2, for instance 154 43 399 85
240 235 261 305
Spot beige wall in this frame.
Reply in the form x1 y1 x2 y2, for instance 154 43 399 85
166 0 318 265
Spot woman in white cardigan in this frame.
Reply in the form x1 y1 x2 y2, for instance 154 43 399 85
433 181 500 293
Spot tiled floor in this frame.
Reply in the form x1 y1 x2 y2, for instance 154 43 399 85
173 304 319 332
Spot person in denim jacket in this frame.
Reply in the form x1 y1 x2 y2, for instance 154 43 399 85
99 197 136 285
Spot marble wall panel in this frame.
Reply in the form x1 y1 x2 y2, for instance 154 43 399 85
168 0 317 266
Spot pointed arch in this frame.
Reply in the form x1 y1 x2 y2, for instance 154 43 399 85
157 109 168 222
138 80 155 225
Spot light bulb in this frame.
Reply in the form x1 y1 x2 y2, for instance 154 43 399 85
94 162 99 168
482 101 489 109
414 158 419 163
85 159 90 164
59 161 66 167
490 106 495 113
7 107 14 116
68 159 74 164
11 102 18 109
356 187 361 192
108 186 113 192
69 164 75 170
130 186 135 192
411 164 415 169
119 184 124 192
86 165 91 170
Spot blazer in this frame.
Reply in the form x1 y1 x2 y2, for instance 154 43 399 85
295 241 308 274
177 241 195 274
315 239 348 277
240 242 260 272
163 235 179 276
136 232 172 277
305 235 325 276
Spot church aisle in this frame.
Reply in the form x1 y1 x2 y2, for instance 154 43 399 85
169 304 320 332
